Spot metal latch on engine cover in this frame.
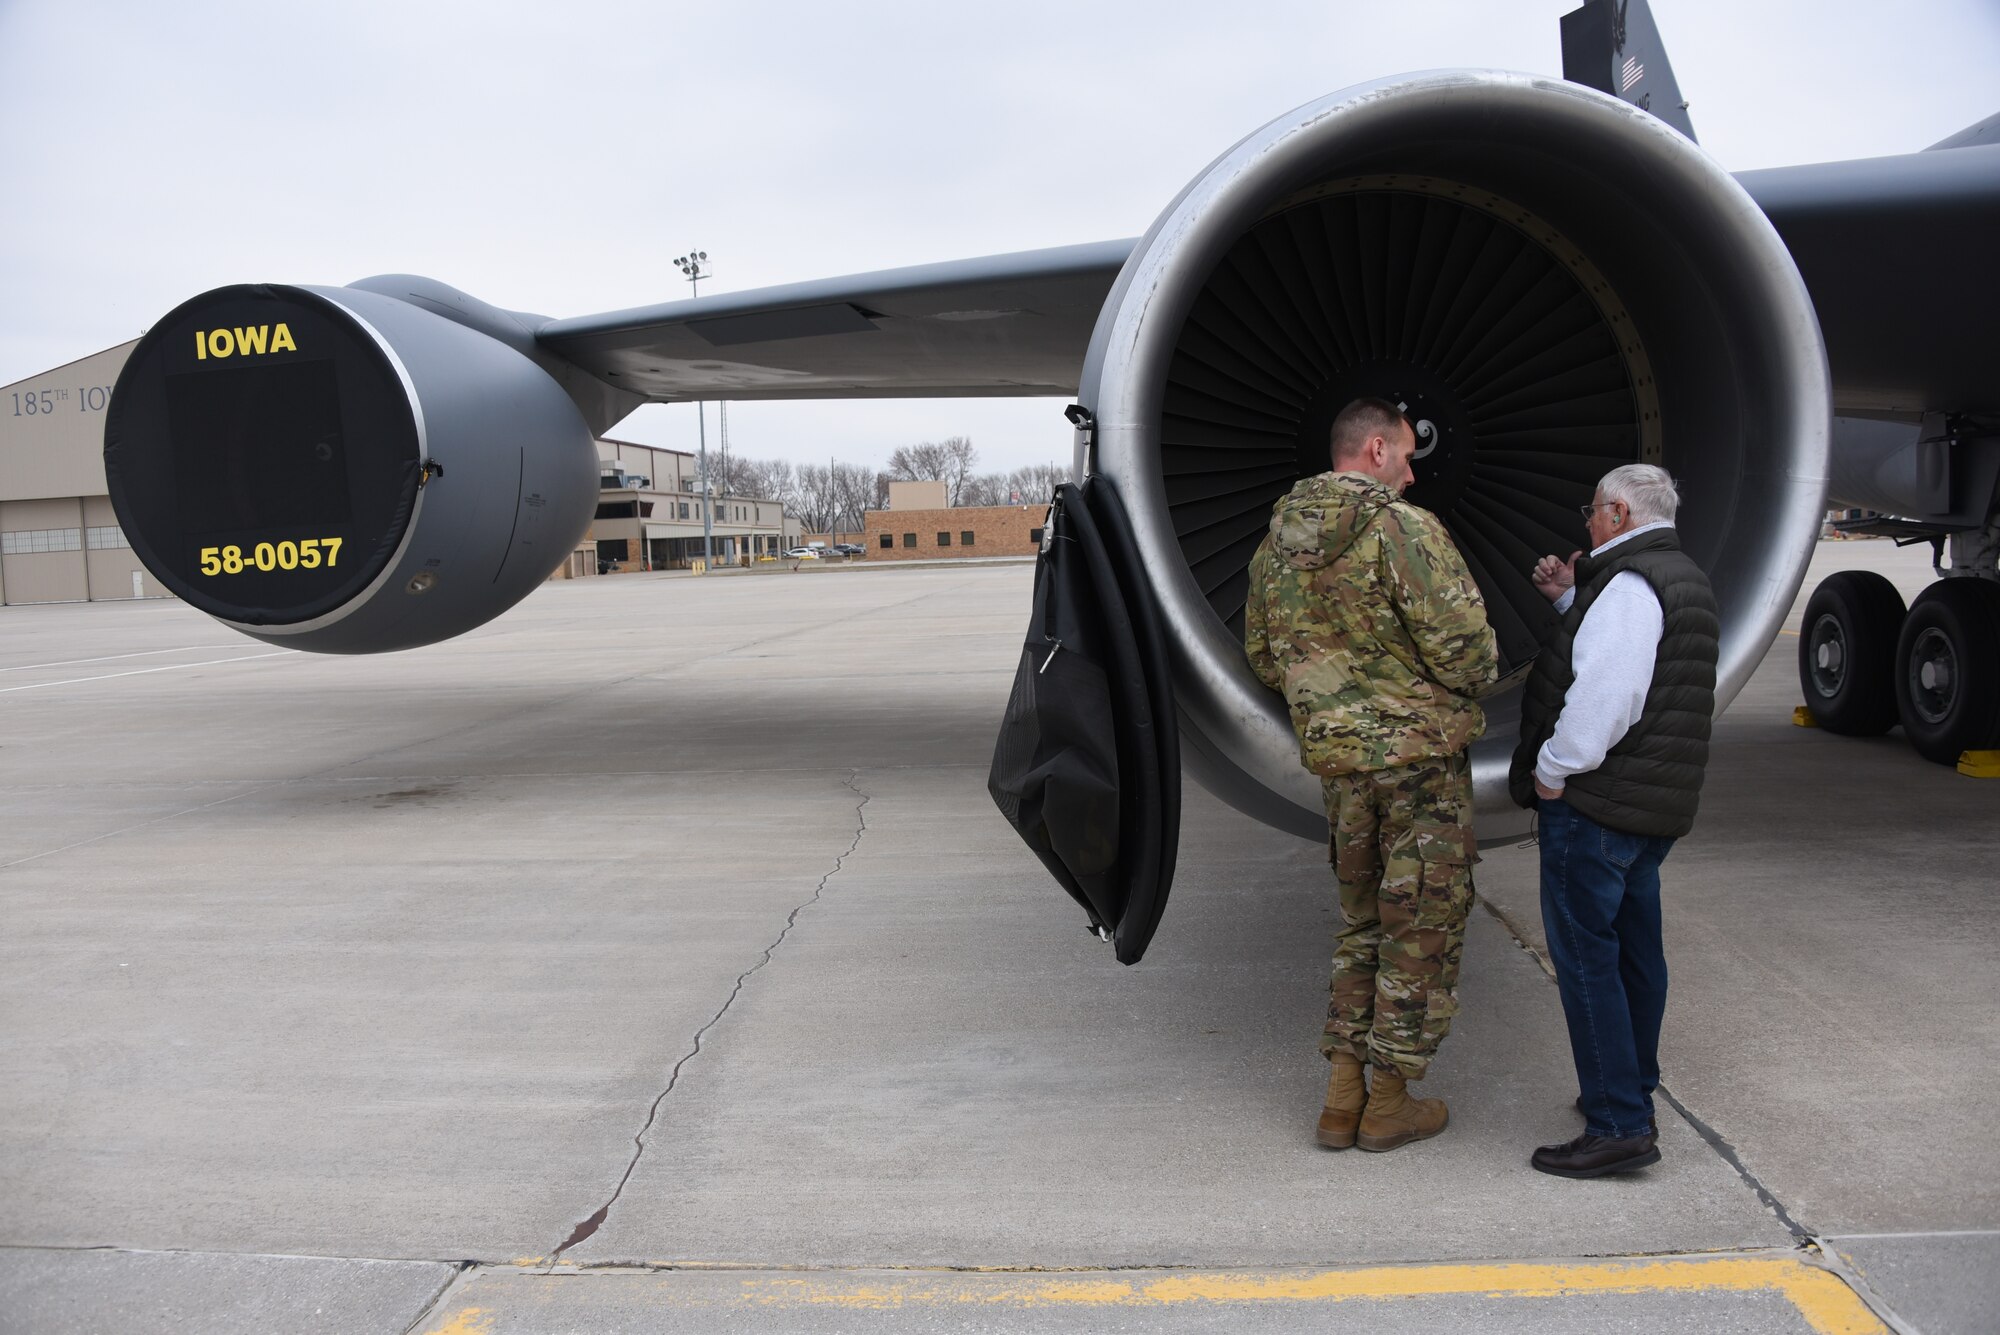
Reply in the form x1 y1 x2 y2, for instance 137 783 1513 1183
1064 403 1097 478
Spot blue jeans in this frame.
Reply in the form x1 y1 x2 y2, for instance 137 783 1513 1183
1537 797 1675 1139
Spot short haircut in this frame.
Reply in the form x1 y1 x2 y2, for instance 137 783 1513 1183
1597 463 1680 524
1329 397 1411 465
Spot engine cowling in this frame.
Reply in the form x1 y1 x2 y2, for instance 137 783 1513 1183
105 283 600 654
1078 71 1832 838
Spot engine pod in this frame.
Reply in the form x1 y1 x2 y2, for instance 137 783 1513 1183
107 283 600 653
1078 70 1832 839
107 285 422 626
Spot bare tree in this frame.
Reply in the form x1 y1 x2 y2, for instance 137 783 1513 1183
885 441 952 482
706 450 1067 534
787 464 832 534
1005 462 1070 506
829 462 876 534
736 457 796 505
958 472 1009 507
940 436 979 505
886 436 980 505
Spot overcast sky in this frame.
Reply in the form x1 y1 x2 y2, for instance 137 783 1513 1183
4 0 1996 475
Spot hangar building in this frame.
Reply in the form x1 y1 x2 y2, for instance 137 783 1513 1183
0 341 160 605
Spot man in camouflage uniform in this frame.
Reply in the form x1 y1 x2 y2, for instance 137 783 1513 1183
1245 398 1498 1152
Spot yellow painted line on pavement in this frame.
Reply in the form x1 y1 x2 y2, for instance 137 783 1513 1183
426 1308 493 1335
748 1256 1881 1329
422 1254 1886 1333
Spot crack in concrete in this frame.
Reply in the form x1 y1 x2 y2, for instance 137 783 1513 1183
506 1243 1815 1276
1654 1085 1812 1241
1475 898 1814 1244
549 770 873 1264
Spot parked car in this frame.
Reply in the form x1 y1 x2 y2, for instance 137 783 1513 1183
832 543 865 556
783 546 821 559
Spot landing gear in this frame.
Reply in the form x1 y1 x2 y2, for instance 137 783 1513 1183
1894 578 2000 764
1798 571 1905 735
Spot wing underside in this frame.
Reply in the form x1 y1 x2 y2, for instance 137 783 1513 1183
534 240 1134 404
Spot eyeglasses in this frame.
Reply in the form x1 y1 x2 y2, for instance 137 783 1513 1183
1577 502 1624 520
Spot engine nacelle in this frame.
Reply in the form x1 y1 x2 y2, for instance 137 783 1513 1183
1079 72 1832 837
105 283 599 654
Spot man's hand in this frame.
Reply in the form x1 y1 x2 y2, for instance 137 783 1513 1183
1531 550 1581 602
1534 777 1564 801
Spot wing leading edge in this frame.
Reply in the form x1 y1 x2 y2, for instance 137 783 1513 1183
535 239 1135 404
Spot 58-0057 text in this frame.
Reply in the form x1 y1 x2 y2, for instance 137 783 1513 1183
198 538 344 576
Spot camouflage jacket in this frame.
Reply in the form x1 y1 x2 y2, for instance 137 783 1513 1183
1245 472 1499 776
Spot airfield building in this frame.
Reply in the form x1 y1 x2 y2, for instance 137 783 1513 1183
594 439 798 569
863 481 1048 561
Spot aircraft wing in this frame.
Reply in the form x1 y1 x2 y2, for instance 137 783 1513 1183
1740 143 2000 418
534 240 1135 404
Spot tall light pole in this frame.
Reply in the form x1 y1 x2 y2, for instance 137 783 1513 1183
718 401 731 557
675 249 714 566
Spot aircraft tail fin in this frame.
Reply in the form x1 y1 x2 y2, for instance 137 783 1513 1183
1561 0 1697 142
1927 113 2000 151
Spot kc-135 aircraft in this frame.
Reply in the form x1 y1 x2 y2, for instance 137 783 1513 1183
103 0 1999 959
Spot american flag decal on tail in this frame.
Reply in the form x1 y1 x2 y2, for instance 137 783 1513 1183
1561 0 1696 140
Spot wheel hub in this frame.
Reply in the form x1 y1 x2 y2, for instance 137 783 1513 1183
1808 613 1849 697
1908 627 1959 724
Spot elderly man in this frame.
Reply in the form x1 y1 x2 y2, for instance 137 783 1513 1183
1510 463 1719 1179
1247 398 1497 1152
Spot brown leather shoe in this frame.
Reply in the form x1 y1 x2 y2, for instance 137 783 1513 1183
1315 1053 1367 1149
1355 1070 1447 1152
1531 1131 1660 1178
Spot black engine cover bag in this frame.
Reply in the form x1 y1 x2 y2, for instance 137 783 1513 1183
988 482 1175 962
988 486 1128 930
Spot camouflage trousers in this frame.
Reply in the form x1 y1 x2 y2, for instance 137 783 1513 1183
1320 752 1477 1080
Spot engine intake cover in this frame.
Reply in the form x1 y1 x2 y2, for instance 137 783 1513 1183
106 284 600 654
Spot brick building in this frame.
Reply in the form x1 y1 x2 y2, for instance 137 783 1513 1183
864 504 1047 561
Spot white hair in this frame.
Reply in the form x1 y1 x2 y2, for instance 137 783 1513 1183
1597 463 1680 525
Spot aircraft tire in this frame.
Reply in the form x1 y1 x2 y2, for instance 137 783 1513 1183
1894 577 2000 764
1798 570 1906 735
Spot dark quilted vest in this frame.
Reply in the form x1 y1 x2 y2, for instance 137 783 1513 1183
1509 527 1719 837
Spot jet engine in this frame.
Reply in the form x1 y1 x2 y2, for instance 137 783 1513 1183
105 282 602 654
1074 72 1832 837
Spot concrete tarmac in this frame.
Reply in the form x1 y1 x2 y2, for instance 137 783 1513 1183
0 541 1991 1333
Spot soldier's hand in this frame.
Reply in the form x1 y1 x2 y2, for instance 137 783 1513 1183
1531 551 1580 602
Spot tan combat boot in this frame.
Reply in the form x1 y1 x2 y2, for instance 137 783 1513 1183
1315 1053 1368 1149
1355 1070 1448 1152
